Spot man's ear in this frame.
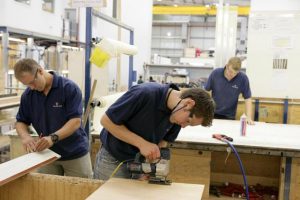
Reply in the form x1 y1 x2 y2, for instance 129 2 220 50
185 98 195 109
38 68 44 75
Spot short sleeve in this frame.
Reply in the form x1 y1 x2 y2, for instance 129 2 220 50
242 76 252 99
16 92 31 125
64 82 83 119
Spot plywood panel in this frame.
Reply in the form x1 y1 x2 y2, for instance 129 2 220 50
0 173 102 200
289 157 300 200
86 178 204 200
288 103 300 124
258 103 283 123
211 152 280 179
169 148 211 198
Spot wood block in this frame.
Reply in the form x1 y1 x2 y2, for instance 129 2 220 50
86 178 204 200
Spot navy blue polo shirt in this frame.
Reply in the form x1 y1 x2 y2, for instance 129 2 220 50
205 67 251 119
16 72 88 160
100 83 181 162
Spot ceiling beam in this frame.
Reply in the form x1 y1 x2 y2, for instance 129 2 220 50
153 6 250 16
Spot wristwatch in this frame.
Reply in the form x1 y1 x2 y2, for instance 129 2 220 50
50 133 59 144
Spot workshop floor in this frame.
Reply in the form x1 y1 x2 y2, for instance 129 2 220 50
208 196 238 200
208 195 276 200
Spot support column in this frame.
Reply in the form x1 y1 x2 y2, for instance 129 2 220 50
215 1 238 67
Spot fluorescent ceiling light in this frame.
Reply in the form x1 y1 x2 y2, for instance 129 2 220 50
61 45 82 50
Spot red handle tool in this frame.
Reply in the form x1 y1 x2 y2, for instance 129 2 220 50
212 134 233 142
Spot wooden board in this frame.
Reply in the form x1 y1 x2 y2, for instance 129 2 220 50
0 149 60 186
86 178 204 200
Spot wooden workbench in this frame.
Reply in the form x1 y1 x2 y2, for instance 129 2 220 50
6 90 300 199
90 119 300 200
169 119 300 200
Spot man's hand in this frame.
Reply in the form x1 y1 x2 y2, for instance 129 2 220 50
21 135 37 153
35 136 53 152
139 141 160 161
247 117 255 125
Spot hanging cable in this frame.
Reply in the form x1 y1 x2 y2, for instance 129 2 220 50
212 134 249 200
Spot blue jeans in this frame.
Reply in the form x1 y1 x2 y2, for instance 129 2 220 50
93 147 131 181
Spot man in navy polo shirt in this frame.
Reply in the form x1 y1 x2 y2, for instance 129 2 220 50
205 57 254 124
93 82 215 180
14 58 93 178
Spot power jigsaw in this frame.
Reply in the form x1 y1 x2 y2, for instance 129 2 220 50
127 148 171 185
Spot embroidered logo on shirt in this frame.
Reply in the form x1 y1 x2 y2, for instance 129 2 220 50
53 102 63 108
232 85 239 89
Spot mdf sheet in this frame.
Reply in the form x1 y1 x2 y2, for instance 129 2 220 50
86 178 204 200
177 119 300 151
0 149 60 186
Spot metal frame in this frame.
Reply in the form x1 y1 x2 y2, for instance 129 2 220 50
84 8 135 136
0 26 69 92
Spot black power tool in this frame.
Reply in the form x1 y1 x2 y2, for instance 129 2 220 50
127 148 172 185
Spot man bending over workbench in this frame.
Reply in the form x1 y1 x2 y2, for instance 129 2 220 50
93 82 215 180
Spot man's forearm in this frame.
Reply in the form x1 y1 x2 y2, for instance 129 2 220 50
54 118 81 140
245 98 252 119
16 122 31 139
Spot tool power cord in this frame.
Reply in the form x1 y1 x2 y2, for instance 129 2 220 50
222 139 250 200
110 159 134 179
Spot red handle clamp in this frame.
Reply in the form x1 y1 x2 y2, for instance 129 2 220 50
212 134 233 142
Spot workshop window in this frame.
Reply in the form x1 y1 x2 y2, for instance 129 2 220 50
15 0 30 5
42 0 55 13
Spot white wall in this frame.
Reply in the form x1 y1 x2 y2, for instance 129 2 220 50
78 0 153 90
251 0 300 11
0 0 66 37
121 0 153 79
247 0 300 98
0 0 153 94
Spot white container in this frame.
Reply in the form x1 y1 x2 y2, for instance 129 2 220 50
240 114 247 136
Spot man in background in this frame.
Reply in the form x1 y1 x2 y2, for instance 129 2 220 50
14 58 93 178
205 57 254 124
137 75 144 84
